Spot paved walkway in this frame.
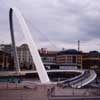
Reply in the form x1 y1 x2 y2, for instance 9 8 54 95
0 84 100 100
0 86 49 100
49 96 100 100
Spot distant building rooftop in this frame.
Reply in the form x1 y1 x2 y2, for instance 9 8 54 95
83 51 100 58
57 49 82 55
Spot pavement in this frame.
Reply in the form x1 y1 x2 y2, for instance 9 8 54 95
0 83 100 100
48 96 100 100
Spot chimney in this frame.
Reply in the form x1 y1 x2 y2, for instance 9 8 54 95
78 40 80 51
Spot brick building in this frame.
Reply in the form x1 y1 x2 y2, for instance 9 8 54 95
1 44 100 71
82 51 100 69
0 51 14 71
56 49 83 69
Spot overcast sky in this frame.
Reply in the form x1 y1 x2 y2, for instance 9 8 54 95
0 0 100 51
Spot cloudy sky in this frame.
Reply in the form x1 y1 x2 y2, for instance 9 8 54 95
0 0 100 51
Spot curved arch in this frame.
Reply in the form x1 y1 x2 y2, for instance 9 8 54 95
9 8 50 84
9 8 20 72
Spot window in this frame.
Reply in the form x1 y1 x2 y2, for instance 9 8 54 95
72 56 76 63
67 56 72 63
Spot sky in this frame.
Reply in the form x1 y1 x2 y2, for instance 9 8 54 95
0 0 100 52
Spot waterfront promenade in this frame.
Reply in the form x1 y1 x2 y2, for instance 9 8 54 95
0 83 100 100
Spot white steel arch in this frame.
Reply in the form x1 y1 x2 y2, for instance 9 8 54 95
9 8 50 84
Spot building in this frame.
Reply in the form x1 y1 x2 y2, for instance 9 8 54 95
0 44 57 70
39 48 57 69
39 48 56 63
17 44 34 70
0 44 13 56
0 44 34 70
0 51 14 71
1 43 100 71
17 45 57 70
56 49 83 69
82 51 100 69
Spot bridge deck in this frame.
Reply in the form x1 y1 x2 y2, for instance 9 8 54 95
0 69 84 77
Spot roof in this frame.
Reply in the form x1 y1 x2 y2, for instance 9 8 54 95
89 51 99 54
57 49 82 55
39 51 57 56
0 50 11 56
83 51 100 58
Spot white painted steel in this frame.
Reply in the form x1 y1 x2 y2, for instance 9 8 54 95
12 7 50 84
71 70 97 88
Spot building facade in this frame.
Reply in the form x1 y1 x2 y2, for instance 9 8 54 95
0 44 57 70
82 51 100 69
0 44 13 56
56 49 83 69
17 44 34 70
17 45 57 70
39 48 57 69
1 44 100 71
0 51 14 71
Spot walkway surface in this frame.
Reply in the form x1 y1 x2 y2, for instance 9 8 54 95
0 84 100 100
70 70 97 88
0 70 97 88
0 69 83 76
61 70 97 88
